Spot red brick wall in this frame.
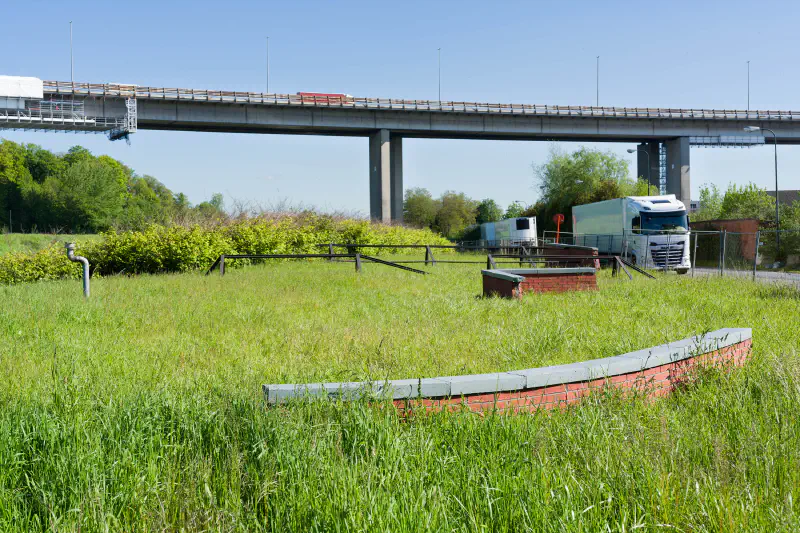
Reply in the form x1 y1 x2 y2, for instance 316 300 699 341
483 271 597 298
690 219 760 261
394 339 751 415
482 275 520 298
519 272 597 294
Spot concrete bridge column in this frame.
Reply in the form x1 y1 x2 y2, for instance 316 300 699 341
369 129 403 222
636 142 660 191
665 137 691 206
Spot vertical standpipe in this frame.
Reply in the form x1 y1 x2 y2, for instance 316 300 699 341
65 242 90 298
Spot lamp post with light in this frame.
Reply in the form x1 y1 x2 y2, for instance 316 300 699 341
743 126 780 255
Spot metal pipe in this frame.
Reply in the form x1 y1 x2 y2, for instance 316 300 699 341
753 230 760 281
65 242 89 298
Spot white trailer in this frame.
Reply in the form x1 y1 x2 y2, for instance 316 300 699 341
572 195 691 273
0 76 43 110
480 217 538 246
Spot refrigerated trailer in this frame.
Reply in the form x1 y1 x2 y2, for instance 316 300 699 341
572 196 691 273
480 217 538 246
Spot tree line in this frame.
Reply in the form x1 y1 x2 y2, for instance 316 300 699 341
404 146 655 239
692 182 800 226
0 140 224 233
403 189 530 239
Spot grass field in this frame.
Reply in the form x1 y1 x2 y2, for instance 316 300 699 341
1 261 800 531
0 233 99 255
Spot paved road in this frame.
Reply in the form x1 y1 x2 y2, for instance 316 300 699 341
692 267 800 284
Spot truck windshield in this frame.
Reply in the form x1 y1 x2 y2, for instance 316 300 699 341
642 211 688 232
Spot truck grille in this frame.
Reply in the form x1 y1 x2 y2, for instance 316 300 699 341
651 245 684 267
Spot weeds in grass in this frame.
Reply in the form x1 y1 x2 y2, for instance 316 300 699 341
0 265 799 530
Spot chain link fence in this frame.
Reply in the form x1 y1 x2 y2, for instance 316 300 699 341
544 228 800 284
690 229 800 284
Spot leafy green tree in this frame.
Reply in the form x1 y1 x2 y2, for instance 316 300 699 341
54 160 127 231
532 146 645 231
196 193 226 220
434 191 477 239
0 141 37 231
403 188 440 228
475 199 503 224
504 202 526 220
692 184 723 221
0 139 226 232
720 183 775 221
693 183 776 222
24 144 66 183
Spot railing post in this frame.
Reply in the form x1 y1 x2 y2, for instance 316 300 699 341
425 245 435 266
355 253 362 273
753 230 760 281
220 254 226 276
720 230 727 277
692 232 698 277
328 243 334 261
665 233 670 273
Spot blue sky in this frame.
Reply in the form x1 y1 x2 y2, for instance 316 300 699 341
2 0 799 214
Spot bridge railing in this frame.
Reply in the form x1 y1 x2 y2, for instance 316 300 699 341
41 81 800 121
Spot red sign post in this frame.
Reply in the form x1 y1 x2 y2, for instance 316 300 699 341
553 214 565 243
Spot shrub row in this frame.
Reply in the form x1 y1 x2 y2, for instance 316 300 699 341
0 214 451 284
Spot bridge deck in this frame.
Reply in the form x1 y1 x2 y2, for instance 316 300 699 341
42 81 800 122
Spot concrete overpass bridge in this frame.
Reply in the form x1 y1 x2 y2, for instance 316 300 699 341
3 79 800 221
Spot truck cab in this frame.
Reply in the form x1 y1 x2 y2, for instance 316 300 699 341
572 195 691 273
625 196 691 273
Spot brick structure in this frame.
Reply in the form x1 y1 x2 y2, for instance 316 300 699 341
690 218 761 262
482 268 597 298
541 242 601 269
265 329 752 414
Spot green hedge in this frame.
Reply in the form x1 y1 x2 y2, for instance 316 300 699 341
0 215 451 284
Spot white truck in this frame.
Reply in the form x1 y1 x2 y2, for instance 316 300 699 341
480 217 538 246
572 195 691 273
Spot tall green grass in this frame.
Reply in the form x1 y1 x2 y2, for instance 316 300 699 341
0 233 98 255
1 264 799 530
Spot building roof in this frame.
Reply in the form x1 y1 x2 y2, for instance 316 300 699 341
767 190 800 205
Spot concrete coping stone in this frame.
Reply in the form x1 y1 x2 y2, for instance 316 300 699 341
481 267 596 282
263 328 751 403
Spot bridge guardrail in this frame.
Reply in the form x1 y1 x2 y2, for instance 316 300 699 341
40 81 800 121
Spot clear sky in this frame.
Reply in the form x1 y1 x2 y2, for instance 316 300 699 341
2 0 799 215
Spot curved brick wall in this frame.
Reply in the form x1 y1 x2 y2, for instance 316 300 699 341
264 328 751 413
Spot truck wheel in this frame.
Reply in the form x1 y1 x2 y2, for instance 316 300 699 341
677 268 689 275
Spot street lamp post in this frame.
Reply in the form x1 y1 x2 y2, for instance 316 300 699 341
438 48 441 101
595 56 599 107
747 60 750 111
743 126 780 255
70 21 74 83
266 36 270 94
627 148 652 193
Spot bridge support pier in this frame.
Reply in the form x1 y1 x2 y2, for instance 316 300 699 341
665 137 691 207
369 129 403 222
636 142 660 192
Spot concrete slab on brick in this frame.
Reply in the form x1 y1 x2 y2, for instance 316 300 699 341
501 267 597 275
265 383 326 403
446 372 526 396
375 377 451 399
481 269 524 282
263 328 752 403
